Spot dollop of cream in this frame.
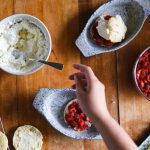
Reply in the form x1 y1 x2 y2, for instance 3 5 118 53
96 15 127 43
0 20 48 70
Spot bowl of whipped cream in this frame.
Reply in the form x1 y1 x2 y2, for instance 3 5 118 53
0 14 51 75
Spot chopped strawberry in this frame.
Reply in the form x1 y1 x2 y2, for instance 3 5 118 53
80 113 85 118
136 69 142 80
69 107 75 113
90 15 114 47
85 116 90 122
138 80 144 89
104 15 112 20
136 49 150 99
104 40 113 47
96 38 104 46
64 101 91 131
147 75 150 82
79 120 85 127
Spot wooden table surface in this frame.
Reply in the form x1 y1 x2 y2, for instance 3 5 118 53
0 0 150 149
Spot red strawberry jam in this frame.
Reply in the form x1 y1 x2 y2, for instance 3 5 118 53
64 100 91 131
90 15 113 47
136 49 150 99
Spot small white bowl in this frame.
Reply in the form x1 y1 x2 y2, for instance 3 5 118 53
0 14 51 75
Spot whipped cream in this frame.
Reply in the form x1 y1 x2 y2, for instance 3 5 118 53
96 15 127 43
0 20 48 70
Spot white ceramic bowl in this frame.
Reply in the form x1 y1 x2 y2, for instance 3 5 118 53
0 14 51 75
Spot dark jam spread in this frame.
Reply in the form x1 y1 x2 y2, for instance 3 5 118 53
90 15 113 47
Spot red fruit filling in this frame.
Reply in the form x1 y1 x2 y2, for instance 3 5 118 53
64 101 91 131
136 49 150 98
90 15 113 47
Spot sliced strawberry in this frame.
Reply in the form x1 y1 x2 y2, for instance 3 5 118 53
79 120 85 127
104 15 112 20
64 101 91 131
85 116 90 122
96 38 104 46
136 69 142 80
136 49 150 98
65 114 72 122
139 80 144 89
104 40 113 47
147 75 150 82
80 113 85 118
69 107 75 113
70 121 77 128
90 16 114 47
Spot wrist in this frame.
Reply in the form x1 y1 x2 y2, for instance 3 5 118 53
90 110 112 125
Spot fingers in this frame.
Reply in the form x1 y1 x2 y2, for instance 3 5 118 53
72 84 76 89
72 79 87 89
74 75 84 91
70 64 98 91
69 72 85 80
73 64 96 83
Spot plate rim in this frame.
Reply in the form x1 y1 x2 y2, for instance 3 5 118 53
139 135 150 149
33 88 102 140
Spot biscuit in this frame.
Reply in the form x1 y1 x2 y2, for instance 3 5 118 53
0 131 8 150
13 125 43 150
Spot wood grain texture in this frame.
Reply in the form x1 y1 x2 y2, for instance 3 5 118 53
0 0 149 150
0 0 18 148
117 17 150 145
78 0 118 149
13 0 82 150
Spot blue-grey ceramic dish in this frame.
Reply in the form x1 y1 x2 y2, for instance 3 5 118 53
33 88 101 139
75 0 150 57
139 135 150 150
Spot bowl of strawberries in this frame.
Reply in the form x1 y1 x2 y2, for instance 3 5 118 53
133 46 150 100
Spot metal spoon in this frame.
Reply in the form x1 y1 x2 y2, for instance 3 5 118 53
12 50 64 70
29 58 64 70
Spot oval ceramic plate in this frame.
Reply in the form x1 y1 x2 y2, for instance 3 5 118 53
75 0 149 57
139 135 150 150
33 88 101 139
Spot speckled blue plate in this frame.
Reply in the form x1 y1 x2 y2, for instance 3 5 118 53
139 135 150 150
33 88 101 139
75 0 150 57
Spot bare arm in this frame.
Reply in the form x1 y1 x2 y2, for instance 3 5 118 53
92 114 137 150
69 64 138 150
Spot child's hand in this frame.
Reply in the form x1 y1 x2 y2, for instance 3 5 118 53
69 64 138 150
69 64 109 121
